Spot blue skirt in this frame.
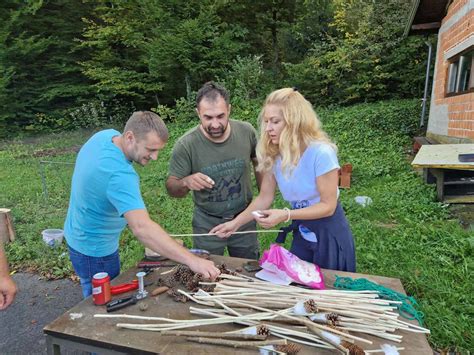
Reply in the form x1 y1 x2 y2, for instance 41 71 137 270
276 203 356 272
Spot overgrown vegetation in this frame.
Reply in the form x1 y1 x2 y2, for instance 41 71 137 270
0 99 472 352
0 0 471 352
0 0 431 136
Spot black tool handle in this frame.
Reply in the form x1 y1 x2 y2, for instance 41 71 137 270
106 296 137 312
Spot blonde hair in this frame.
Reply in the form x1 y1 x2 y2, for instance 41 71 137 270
256 88 336 175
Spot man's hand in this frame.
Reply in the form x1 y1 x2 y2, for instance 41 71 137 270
0 275 17 310
188 257 221 280
254 209 287 229
182 173 214 191
210 220 239 239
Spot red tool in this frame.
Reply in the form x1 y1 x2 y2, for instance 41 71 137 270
110 280 139 295
110 280 153 295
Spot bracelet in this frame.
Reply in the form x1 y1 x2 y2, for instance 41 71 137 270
283 207 291 223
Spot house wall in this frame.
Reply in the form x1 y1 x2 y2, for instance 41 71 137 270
428 0 474 143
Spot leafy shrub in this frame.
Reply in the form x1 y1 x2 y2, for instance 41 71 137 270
67 98 137 128
154 96 196 124
25 113 72 133
218 55 266 101
154 56 269 126
23 98 136 133
66 100 108 128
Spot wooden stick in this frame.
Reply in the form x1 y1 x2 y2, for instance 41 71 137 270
306 324 349 354
159 330 267 340
0 208 15 243
222 299 373 344
169 229 282 237
365 347 405 353
151 286 170 296
186 337 287 348
189 307 335 350
257 346 286 355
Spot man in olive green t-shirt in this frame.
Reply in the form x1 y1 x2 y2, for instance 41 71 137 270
166 82 262 259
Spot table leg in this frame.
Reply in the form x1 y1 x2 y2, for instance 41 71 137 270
46 335 61 355
429 168 445 201
422 168 436 184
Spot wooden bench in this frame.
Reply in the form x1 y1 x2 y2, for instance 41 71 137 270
412 144 474 203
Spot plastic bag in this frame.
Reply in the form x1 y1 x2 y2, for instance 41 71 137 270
257 244 325 289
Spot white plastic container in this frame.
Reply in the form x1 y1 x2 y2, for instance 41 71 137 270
42 229 64 247
354 196 373 207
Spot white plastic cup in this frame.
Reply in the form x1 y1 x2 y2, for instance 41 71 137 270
42 229 64 247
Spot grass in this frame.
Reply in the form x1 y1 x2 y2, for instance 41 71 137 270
0 99 472 352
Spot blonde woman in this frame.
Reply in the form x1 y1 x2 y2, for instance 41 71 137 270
211 88 356 272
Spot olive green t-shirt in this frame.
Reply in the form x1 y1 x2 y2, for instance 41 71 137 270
168 120 257 217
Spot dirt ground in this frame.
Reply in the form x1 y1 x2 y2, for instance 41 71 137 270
0 273 83 354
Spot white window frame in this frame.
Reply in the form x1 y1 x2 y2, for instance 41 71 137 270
446 48 473 96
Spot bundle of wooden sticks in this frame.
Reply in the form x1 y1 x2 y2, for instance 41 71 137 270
96 272 430 354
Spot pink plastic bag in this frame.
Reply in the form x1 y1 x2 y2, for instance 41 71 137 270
258 244 325 289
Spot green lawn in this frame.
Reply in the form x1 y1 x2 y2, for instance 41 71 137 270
0 99 472 352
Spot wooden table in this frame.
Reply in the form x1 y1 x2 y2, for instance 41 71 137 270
412 144 474 203
44 255 432 354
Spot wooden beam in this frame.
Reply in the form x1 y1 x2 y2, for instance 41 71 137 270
411 22 441 31
0 209 15 244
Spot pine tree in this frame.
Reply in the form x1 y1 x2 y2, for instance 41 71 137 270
0 0 94 134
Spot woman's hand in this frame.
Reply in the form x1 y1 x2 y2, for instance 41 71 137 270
255 209 288 229
210 220 239 239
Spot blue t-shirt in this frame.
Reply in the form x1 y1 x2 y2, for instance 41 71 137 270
64 129 146 257
274 142 340 210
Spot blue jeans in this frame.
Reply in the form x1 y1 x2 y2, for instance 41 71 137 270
68 245 120 299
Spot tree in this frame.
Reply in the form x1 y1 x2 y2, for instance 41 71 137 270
0 0 94 134
285 0 430 106
79 0 249 106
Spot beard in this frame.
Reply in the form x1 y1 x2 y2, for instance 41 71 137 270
206 123 228 138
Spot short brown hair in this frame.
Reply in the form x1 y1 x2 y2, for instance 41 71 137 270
123 111 168 141
196 81 230 108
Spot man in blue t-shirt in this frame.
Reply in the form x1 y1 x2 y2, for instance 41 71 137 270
64 111 220 298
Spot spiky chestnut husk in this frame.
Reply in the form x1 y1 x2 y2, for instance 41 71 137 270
217 263 238 276
159 276 176 288
256 325 270 336
173 265 195 283
186 273 203 291
341 340 365 355
275 342 302 354
167 288 188 303
200 284 216 293
326 312 339 326
303 299 318 313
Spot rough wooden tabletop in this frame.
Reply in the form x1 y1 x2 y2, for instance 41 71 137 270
44 255 432 354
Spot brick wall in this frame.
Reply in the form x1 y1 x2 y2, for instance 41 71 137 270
430 0 474 141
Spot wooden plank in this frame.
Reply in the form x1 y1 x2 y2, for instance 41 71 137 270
411 22 441 31
429 168 445 201
412 144 474 170
444 178 474 185
443 195 474 203
43 255 432 354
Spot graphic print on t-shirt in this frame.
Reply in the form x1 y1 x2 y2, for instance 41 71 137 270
202 158 245 206
293 200 310 209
